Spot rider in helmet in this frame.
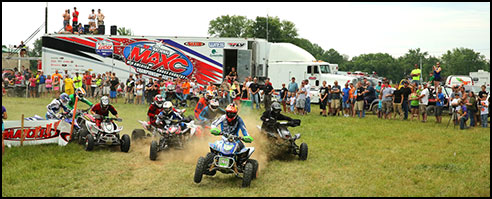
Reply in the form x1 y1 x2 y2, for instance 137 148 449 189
155 101 190 128
147 95 165 128
90 96 119 128
211 103 253 150
198 98 225 125
194 90 215 120
260 101 294 137
67 87 93 111
46 93 71 119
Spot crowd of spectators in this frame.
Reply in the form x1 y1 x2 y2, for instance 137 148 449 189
60 7 105 34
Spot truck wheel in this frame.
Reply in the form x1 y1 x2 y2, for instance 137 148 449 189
132 129 146 140
85 134 94 151
120 134 131 153
78 128 89 145
242 162 254 187
194 157 205 183
426 105 436 116
150 140 158 161
299 142 308 160
247 159 259 179
204 152 216 176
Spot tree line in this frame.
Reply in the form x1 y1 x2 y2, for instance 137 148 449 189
208 15 490 83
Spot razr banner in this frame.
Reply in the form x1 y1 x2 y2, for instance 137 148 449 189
3 119 72 147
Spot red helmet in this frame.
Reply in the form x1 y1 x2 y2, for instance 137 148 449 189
225 103 238 123
153 95 164 108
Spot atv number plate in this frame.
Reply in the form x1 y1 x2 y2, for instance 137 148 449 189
218 157 229 167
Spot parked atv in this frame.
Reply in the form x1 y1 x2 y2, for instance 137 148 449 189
258 119 308 160
80 115 130 152
193 130 258 188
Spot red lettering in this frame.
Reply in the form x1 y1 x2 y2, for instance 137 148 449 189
13 129 22 139
3 129 15 139
151 53 179 70
45 123 52 137
169 58 187 73
147 52 160 66
129 47 151 63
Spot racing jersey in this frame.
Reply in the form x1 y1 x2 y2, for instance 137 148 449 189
199 106 226 123
46 99 69 118
260 110 293 132
68 94 93 110
91 103 117 117
156 111 183 126
194 97 209 120
147 104 163 124
211 115 249 137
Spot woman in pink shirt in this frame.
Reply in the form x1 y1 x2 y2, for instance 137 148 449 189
45 75 53 96
29 74 37 98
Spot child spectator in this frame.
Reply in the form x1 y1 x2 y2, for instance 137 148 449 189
479 95 489 128
45 75 52 96
289 92 296 114
28 74 36 98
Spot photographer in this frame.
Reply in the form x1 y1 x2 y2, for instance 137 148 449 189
457 99 469 130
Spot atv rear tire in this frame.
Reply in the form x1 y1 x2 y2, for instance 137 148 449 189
247 159 259 179
78 128 89 145
242 162 254 187
120 134 131 153
150 140 158 161
85 134 94 151
194 157 205 183
132 129 146 140
299 142 308 160
204 152 216 176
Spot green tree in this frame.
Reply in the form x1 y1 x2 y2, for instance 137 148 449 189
28 38 42 71
440 48 489 76
208 15 253 37
349 53 401 82
247 16 298 42
397 48 429 79
117 27 133 36
320 48 346 64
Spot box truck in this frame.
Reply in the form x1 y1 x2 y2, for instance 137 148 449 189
41 34 347 90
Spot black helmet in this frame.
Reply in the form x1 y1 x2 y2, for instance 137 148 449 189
271 101 281 115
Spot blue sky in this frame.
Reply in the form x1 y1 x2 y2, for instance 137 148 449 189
2 2 490 60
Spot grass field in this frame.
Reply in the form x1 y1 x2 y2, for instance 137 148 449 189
2 96 490 197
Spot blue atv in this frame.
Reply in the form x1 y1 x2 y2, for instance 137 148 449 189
193 129 258 188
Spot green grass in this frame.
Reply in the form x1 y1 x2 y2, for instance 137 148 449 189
2 96 490 197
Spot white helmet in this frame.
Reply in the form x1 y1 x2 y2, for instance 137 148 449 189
208 99 219 111
162 101 173 115
101 96 110 108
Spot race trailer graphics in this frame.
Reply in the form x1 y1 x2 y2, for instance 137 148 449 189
42 35 244 86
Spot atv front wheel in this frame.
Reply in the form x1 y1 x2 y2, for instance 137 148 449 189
247 159 259 179
194 157 205 183
120 134 131 152
299 142 308 160
78 128 89 145
242 162 254 187
132 129 146 140
203 152 216 176
85 134 94 151
149 140 158 161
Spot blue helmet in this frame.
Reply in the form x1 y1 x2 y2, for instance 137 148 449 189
60 93 70 105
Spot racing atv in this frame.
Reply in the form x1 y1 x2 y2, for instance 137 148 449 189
80 115 130 152
194 129 258 188
258 119 308 160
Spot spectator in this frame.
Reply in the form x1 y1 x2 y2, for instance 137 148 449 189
73 72 82 90
409 86 420 121
319 81 329 117
432 62 442 92
410 64 421 85
279 83 288 113
63 74 75 95
137 73 146 104
63 9 70 30
76 24 84 35
18 41 27 57
479 95 489 128
342 83 351 117
175 78 183 105
478 85 488 100
28 73 36 98
349 83 356 117
72 7 79 29
97 9 105 27
52 71 63 97
375 81 382 98
83 71 92 97
400 81 412 120
289 92 296 114
241 77 249 100
381 83 394 119
434 86 445 123
392 86 403 120
263 78 274 110
304 79 311 114
220 79 231 104
145 78 155 104
331 80 341 116
109 75 119 103
182 78 191 107
94 74 102 98
249 77 260 110
36 70 46 98
88 9 97 33
125 76 135 104
45 75 52 97
135 80 144 105
2 105 6 154
355 82 365 118
246 77 253 101
14 72 25 97
231 81 241 107
458 99 468 130
296 80 307 115
103 73 111 96
466 91 477 127
326 85 332 115
288 77 299 96
91 73 97 98
419 83 430 122
228 67 238 82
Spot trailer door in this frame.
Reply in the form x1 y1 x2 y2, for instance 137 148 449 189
237 49 252 83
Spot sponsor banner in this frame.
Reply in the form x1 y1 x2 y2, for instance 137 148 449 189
210 49 223 57
122 40 194 79
184 42 205 47
95 40 114 57
226 42 246 49
3 119 71 147
208 42 225 48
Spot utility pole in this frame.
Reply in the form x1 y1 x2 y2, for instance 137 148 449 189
420 56 423 82
266 13 268 41
45 2 48 34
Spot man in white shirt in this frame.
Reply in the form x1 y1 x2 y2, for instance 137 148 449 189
419 83 430 122
304 79 311 114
